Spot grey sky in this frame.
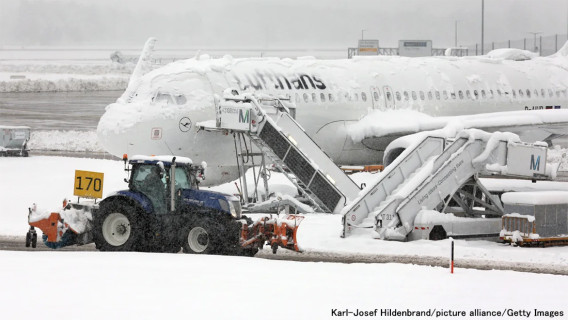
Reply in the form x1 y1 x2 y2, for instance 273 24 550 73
0 0 567 48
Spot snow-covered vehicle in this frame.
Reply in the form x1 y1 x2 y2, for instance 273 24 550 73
26 155 303 255
0 126 30 157
500 191 568 247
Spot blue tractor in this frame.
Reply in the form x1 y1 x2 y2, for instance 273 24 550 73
92 155 252 255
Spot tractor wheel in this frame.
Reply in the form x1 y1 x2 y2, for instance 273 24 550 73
93 202 145 251
182 218 224 255
25 232 31 248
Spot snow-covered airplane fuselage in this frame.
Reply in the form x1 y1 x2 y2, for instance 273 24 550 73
97 41 568 185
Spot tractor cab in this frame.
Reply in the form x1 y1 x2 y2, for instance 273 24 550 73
126 155 202 214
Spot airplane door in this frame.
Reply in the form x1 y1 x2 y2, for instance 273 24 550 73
370 87 383 110
383 86 395 109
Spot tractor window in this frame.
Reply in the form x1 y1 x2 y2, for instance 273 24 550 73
173 167 191 190
132 164 167 213
132 165 166 191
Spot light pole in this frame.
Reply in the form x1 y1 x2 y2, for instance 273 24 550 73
455 20 458 47
528 32 542 53
481 0 484 54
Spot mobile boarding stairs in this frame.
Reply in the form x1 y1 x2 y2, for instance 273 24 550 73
198 91 557 241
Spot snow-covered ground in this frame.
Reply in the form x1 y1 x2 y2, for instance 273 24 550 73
1 250 566 320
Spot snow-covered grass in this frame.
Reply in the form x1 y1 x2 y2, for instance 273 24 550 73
1 250 567 320
28 130 105 152
0 61 131 92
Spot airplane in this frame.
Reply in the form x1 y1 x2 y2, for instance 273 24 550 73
97 38 568 186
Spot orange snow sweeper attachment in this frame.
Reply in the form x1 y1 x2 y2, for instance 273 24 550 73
240 214 305 254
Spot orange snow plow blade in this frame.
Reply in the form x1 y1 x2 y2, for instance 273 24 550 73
241 214 305 253
29 212 62 243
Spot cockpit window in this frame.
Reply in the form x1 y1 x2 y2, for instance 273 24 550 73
175 94 187 105
154 92 174 104
153 92 187 105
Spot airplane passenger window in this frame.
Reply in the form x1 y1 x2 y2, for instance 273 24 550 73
295 93 301 103
541 89 545 97
428 91 433 100
411 91 417 100
466 90 471 99
481 90 486 99
303 93 309 102
458 91 464 99
512 90 516 98
489 90 494 98
320 93 326 102
353 93 358 101
473 90 479 99
556 90 561 97
361 92 367 101
533 89 538 97
386 91 392 101
419 91 425 100
443 91 448 100
497 89 502 96
450 92 456 99
329 93 335 102
548 89 554 97
526 89 531 98
563 90 567 97
312 93 317 102
519 89 524 97
404 91 409 100
373 91 379 101
435 91 440 100
396 92 401 101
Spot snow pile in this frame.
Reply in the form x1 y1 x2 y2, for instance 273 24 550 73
486 48 538 61
0 76 128 93
0 61 135 75
28 130 105 152
0 60 132 92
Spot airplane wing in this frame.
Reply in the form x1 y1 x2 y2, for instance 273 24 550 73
348 109 568 151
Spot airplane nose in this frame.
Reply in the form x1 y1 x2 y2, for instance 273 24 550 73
97 101 139 157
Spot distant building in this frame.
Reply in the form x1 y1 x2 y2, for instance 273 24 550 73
348 39 467 58
398 40 432 57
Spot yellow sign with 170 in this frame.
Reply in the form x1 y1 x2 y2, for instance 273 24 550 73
73 170 104 199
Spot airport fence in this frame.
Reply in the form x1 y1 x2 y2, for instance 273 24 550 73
463 34 568 56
